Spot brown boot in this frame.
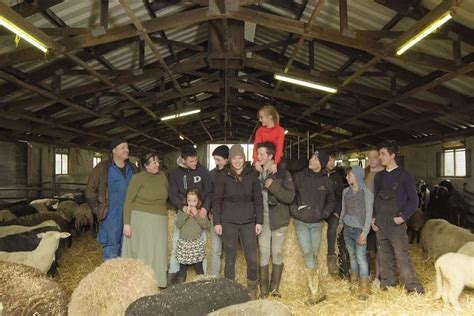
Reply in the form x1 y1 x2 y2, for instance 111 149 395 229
350 272 359 294
248 279 257 300
259 265 269 299
358 277 371 300
327 255 338 276
270 264 283 298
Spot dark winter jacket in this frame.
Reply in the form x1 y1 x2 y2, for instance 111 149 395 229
85 160 138 220
266 165 296 230
291 168 335 223
169 157 212 212
212 165 263 226
327 169 344 216
210 166 225 215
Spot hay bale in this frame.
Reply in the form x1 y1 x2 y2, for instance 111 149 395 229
68 258 158 316
208 299 292 316
126 277 250 316
421 219 474 260
457 241 474 256
0 261 68 315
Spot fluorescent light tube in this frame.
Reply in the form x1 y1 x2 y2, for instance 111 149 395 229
348 158 359 162
160 109 201 121
284 130 289 135
274 74 338 93
396 12 452 56
179 135 184 140
0 16 48 53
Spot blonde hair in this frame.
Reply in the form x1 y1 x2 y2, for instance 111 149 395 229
258 105 280 125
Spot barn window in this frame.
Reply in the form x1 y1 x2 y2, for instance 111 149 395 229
439 148 469 177
93 155 102 168
55 153 69 175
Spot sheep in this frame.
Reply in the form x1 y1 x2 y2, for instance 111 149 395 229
0 212 73 249
57 200 78 222
5 201 38 218
68 258 159 316
0 231 70 274
407 208 427 244
30 198 59 211
0 219 58 237
434 252 474 311
0 209 16 223
0 226 60 252
74 203 94 233
0 261 68 315
208 300 292 316
420 219 474 260
457 241 474 256
125 277 250 316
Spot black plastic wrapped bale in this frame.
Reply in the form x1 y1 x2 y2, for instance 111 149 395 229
125 277 250 316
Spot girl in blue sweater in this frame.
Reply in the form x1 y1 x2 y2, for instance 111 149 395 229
337 166 374 300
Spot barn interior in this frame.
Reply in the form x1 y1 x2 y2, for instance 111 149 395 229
0 0 474 315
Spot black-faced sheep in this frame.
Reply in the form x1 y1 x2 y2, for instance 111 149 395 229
434 252 474 311
407 208 427 244
0 261 68 315
420 219 474 260
125 277 250 316
68 258 159 316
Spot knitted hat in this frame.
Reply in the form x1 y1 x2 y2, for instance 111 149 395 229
110 137 127 150
229 144 246 161
212 145 229 159
313 149 329 169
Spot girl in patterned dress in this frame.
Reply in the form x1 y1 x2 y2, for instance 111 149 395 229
175 188 210 283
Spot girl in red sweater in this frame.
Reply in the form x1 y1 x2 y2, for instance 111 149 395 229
253 105 285 173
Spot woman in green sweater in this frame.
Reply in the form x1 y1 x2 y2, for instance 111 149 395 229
122 152 169 287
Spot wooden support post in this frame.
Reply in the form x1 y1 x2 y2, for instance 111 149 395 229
339 0 348 32
309 40 315 69
453 39 461 66
100 0 109 31
138 40 145 69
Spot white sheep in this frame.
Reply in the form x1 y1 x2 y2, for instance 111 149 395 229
69 258 158 316
57 200 78 222
434 252 474 311
30 198 59 209
0 231 70 274
457 241 474 256
0 220 59 237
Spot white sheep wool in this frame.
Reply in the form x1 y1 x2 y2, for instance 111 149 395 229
68 258 159 316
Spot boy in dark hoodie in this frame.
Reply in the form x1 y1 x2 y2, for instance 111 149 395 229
337 166 374 300
168 146 212 285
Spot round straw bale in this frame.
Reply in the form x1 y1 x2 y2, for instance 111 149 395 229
420 219 474 260
68 258 158 316
0 261 68 315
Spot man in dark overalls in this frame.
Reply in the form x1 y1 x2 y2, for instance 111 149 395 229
370 143 424 294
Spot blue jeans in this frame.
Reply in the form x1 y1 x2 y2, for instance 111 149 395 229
169 217 207 273
343 225 369 278
294 220 322 269
209 216 223 276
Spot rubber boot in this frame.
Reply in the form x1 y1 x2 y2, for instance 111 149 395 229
259 265 269 298
327 254 338 276
358 277 371 300
305 268 326 305
167 272 177 287
350 272 359 294
248 279 257 300
270 263 283 298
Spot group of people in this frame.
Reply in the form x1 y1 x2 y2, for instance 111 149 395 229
85 105 424 304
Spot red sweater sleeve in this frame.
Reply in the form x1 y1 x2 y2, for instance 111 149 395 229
253 127 263 165
274 126 285 164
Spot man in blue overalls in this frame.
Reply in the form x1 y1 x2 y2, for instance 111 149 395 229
86 138 137 260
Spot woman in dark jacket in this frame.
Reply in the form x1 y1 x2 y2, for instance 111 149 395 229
213 145 263 299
